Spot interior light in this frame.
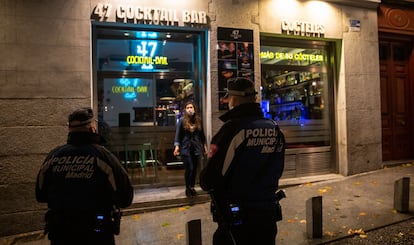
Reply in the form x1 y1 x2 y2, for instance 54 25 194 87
166 33 172 38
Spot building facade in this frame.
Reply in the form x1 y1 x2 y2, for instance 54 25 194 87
0 0 401 236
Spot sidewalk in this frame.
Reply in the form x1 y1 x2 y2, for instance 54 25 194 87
2 164 413 245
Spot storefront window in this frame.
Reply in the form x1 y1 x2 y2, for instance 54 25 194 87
260 38 332 148
96 30 200 128
93 24 206 186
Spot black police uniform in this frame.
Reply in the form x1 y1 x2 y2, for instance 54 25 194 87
200 102 285 245
36 130 133 245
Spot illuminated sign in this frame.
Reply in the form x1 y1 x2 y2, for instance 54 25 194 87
125 40 169 70
281 19 325 37
93 3 207 26
112 78 149 100
260 51 324 62
126 56 168 66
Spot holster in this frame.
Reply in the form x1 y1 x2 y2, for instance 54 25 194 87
111 208 122 235
275 202 283 222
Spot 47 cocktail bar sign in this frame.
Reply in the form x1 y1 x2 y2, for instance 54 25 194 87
92 2 208 26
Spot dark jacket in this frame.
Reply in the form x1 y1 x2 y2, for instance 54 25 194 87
174 117 206 156
36 131 133 213
200 103 285 210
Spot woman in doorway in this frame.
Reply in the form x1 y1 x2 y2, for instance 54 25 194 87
173 101 208 197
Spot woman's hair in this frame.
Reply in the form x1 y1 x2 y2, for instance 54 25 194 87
183 101 202 131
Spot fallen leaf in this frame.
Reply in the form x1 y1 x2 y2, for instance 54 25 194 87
178 206 191 211
133 214 140 220
318 186 333 195
324 231 335 237
305 182 312 187
354 181 361 186
371 181 377 186
176 233 184 240
359 212 367 216
348 228 365 235
287 219 296 223
300 219 306 224
359 234 368 238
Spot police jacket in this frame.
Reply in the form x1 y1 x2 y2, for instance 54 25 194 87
174 117 207 157
200 103 285 210
36 131 133 214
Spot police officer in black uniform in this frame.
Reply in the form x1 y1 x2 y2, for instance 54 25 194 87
200 78 285 245
36 108 133 245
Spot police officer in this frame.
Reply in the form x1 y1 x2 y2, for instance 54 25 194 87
36 108 133 245
200 78 285 245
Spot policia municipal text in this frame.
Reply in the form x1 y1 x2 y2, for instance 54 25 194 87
36 108 133 245
200 77 286 245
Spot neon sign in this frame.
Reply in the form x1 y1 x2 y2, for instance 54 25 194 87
126 56 168 66
112 78 149 100
260 51 324 62
125 41 169 70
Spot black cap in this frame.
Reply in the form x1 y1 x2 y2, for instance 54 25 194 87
224 77 257 98
68 108 94 128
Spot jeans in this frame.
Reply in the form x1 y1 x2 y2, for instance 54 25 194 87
181 153 200 188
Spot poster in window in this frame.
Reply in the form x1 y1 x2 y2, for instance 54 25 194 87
217 27 254 110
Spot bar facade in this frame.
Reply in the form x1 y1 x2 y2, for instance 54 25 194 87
0 0 391 236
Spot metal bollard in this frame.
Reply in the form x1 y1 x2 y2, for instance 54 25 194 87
394 177 410 213
306 196 323 239
186 219 202 245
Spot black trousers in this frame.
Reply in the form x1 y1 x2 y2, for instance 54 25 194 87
213 213 277 245
181 153 200 188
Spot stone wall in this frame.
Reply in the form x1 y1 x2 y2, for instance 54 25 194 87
0 0 92 236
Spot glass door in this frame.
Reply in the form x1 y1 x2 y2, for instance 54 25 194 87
97 72 194 186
